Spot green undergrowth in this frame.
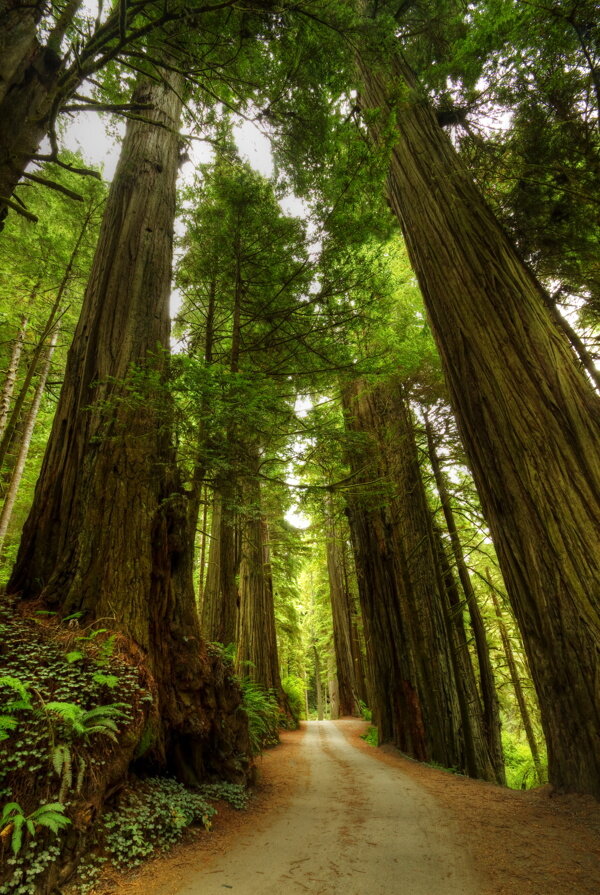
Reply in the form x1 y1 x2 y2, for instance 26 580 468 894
0 603 150 894
503 731 548 790
72 777 250 893
239 678 280 754
361 725 378 747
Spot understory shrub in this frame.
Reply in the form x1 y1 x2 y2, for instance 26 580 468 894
361 725 378 747
239 679 280 754
503 732 548 790
281 675 305 725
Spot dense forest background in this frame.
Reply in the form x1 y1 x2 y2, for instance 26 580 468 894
0 0 599 891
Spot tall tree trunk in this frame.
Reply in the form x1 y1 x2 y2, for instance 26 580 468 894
358 38 600 797
431 521 503 783
200 486 238 645
488 578 545 785
341 533 368 705
236 457 284 703
314 645 324 721
197 484 209 603
0 324 58 551
342 377 498 780
325 501 360 716
0 308 30 440
425 415 505 784
7 69 249 781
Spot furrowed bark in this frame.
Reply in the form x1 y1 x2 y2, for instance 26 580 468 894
358 41 600 797
7 68 249 780
342 377 498 779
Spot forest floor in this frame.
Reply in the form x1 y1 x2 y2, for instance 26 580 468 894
93 720 600 895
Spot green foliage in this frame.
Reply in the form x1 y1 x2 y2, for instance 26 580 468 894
0 801 70 856
239 678 280 755
0 677 32 742
199 782 250 811
0 603 147 894
281 675 305 724
360 726 378 747
358 701 372 723
503 732 548 791
101 778 216 869
43 701 127 742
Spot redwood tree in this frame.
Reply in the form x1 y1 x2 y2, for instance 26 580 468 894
342 376 500 781
7 69 248 781
356 34 600 796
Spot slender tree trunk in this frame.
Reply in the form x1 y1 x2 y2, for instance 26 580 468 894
7 69 249 781
314 645 324 721
325 501 360 716
197 484 209 603
488 579 545 785
0 324 58 551
200 490 222 637
0 308 31 440
425 415 505 783
342 377 498 780
341 534 368 705
236 456 285 705
0 209 90 469
431 521 502 782
358 38 600 797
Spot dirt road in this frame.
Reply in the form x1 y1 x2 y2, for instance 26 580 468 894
176 720 478 894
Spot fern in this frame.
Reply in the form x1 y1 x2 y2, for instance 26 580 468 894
1 802 70 855
45 701 127 741
0 675 32 711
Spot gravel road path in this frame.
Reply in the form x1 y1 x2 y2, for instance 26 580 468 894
175 720 479 895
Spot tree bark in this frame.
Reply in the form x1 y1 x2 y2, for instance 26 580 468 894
314 645 324 721
342 377 498 779
358 41 600 797
425 415 505 784
325 500 360 716
236 455 285 704
199 485 239 645
7 69 249 781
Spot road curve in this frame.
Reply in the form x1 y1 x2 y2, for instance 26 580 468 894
176 720 479 895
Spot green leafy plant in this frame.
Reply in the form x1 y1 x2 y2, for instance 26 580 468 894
102 778 216 869
281 675 305 725
239 679 280 755
361 725 378 747
44 701 127 742
0 676 32 742
0 801 70 856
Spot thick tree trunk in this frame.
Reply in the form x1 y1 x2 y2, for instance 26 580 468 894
7 70 249 780
236 458 284 703
425 416 505 784
0 324 58 551
342 377 497 779
325 502 360 716
358 45 600 797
